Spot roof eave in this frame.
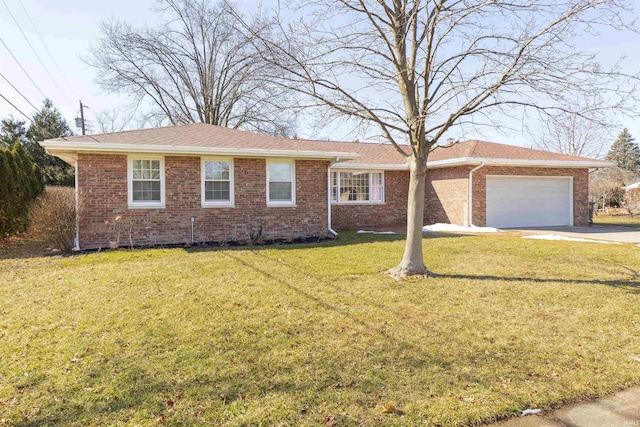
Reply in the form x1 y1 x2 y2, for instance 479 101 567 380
41 141 360 162
331 162 409 170
331 157 614 170
427 157 614 169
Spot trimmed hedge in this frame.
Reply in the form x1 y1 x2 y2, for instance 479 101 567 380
0 142 45 237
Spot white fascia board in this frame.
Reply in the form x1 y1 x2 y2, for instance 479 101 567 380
427 157 614 169
331 162 409 170
41 141 360 162
334 157 613 171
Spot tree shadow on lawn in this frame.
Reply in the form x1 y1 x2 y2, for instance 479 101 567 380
220 251 453 370
437 273 640 294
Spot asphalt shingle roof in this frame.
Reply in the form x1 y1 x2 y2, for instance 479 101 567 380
46 123 607 166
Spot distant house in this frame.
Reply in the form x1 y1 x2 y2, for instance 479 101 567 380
41 123 610 249
623 181 640 212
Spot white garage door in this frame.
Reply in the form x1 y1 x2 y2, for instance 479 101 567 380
486 176 573 228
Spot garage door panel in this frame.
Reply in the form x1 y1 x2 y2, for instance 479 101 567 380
486 176 572 228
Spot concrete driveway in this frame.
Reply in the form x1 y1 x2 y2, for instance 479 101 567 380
516 225 640 244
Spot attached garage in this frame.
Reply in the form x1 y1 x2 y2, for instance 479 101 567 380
485 176 573 228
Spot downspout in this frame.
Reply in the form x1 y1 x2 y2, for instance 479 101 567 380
327 159 339 236
74 158 80 251
468 162 485 227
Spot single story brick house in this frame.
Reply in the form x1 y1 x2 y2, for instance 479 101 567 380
41 123 610 249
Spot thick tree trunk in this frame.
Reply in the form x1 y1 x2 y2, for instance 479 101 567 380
387 155 434 280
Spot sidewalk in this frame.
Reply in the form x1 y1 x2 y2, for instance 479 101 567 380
488 387 640 427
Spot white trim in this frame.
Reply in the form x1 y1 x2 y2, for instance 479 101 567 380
74 159 80 250
332 157 613 170
428 157 613 169
331 170 385 204
127 155 166 209
41 141 360 161
201 157 235 208
266 159 296 207
327 162 338 236
331 163 409 170
485 175 574 227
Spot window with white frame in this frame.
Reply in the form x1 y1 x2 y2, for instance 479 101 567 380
331 171 384 203
267 160 295 205
202 159 234 206
128 157 165 208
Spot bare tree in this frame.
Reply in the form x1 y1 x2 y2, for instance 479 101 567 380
530 109 609 158
86 0 295 134
590 167 640 211
244 0 639 278
94 108 136 134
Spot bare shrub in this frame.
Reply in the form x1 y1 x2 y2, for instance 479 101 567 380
29 187 79 255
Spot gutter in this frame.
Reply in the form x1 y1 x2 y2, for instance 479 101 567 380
327 159 339 236
74 159 80 251
41 141 360 162
328 157 613 171
468 162 485 227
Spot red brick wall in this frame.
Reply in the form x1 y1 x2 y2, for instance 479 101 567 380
472 166 589 227
424 166 471 225
77 154 329 249
331 167 470 229
330 171 409 229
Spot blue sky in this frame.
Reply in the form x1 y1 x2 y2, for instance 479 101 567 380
0 0 638 153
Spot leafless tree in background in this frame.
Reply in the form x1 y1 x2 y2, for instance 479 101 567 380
245 0 639 278
531 109 609 159
94 108 136 134
86 0 295 135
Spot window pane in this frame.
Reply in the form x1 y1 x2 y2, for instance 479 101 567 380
205 161 230 180
132 180 161 201
269 182 292 201
205 181 230 201
371 172 383 202
339 171 369 201
331 171 338 202
269 163 292 182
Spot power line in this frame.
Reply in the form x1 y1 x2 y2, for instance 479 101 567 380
17 0 80 100
0 71 41 113
0 92 33 122
0 37 47 101
1 0 74 109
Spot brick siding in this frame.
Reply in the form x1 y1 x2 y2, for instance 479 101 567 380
424 166 471 225
330 171 409 229
331 165 589 229
78 154 591 244
77 154 329 249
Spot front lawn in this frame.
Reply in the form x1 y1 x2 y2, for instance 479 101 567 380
593 214 640 229
1 232 640 426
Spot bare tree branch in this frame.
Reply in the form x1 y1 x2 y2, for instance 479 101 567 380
85 0 296 135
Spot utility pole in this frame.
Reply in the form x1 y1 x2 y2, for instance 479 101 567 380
79 100 86 135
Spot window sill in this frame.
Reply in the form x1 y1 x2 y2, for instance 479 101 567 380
267 202 297 208
331 201 386 205
128 203 166 209
202 203 235 208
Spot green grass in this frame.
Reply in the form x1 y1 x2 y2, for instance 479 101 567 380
593 214 640 229
1 231 640 426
